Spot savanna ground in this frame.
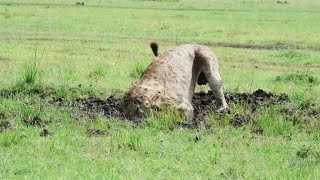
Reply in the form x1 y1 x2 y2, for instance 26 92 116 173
0 0 320 179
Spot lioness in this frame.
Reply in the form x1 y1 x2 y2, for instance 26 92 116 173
123 43 228 121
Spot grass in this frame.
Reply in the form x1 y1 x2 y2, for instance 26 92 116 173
276 71 319 85
130 61 147 79
0 0 320 179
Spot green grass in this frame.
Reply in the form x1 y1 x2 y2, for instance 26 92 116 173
0 0 320 179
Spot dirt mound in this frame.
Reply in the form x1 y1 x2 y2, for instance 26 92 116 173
73 95 123 118
192 89 289 123
67 89 290 125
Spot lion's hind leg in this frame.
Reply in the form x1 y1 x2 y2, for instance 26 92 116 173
197 47 229 111
204 68 228 111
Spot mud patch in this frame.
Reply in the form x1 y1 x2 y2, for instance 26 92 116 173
192 89 289 125
66 89 291 128
73 96 123 118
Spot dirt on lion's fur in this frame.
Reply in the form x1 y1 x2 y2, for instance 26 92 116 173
48 89 315 130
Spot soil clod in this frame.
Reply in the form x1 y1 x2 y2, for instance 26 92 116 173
40 129 50 137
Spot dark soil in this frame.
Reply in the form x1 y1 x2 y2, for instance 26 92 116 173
40 128 50 137
72 95 123 118
192 89 289 126
64 89 291 127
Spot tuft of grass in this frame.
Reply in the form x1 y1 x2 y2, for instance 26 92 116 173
293 145 320 167
143 107 183 130
55 84 68 98
275 50 309 61
256 107 295 136
0 131 25 147
65 62 78 81
127 130 142 151
21 60 39 85
275 71 319 85
89 65 107 78
130 62 146 79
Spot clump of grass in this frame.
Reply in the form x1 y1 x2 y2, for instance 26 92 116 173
255 107 295 136
281 99 320 129
127 131 142 151
143 107 183 130
275 71 319 85
130 62 146 79
55 84 68 98
65 62 78 81
94 66 107 77
21 60 38 85
1 131 25 147
294 145 320 166
89 65 107 78
54 83 96 99
275 50 309 61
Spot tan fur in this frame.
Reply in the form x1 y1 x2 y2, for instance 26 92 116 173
123 43 228 121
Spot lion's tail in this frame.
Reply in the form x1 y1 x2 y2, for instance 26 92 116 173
150 42 158 57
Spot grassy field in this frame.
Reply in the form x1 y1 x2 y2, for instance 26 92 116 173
0 0 320 179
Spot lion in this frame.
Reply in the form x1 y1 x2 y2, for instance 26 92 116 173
123 42 229 122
